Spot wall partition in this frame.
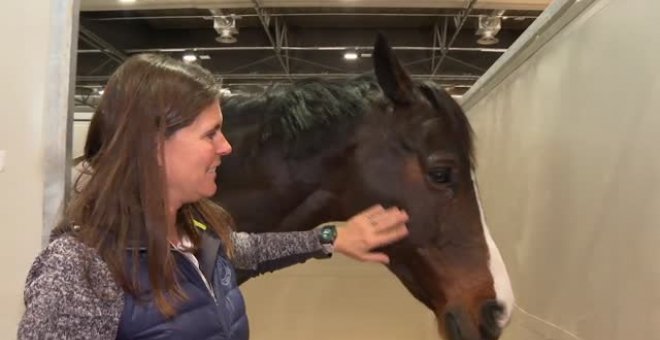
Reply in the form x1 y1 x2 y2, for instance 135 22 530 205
463 0 660 338
0 1 78 338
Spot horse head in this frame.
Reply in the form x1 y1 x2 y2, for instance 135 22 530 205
217 35 514 340
333 35 515 340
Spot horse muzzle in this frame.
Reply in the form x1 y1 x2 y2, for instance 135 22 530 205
442 299 504 340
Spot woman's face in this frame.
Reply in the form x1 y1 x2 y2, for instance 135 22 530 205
163 99 232 208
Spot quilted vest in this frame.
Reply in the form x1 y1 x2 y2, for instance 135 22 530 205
116 231 248 340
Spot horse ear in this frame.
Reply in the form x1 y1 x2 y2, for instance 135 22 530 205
373 34 415 105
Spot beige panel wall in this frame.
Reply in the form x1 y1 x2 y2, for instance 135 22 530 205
0 1 76 338
0 2 50 337
241 255 439 340
466 0 660 339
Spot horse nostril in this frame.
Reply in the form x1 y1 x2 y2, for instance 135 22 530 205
480 300 504 339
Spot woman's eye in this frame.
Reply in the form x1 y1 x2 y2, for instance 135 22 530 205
206 130 218 139
427 168 452 184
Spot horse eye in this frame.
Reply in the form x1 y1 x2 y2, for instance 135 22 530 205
427 168 452 184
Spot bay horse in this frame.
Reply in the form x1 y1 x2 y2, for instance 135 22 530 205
216 35 514 340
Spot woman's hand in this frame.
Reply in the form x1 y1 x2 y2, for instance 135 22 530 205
334 205 409 264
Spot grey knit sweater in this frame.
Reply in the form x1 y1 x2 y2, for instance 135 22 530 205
18 230 328 340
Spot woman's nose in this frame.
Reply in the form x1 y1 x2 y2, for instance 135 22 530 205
217 135 232 156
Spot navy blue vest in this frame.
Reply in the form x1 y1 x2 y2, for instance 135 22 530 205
116 232 248 340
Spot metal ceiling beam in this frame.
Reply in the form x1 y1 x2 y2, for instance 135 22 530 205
286 56 346 73
79 25 127 64
274 16 290 72
432 0 479 75
220 73 480 81
224 55 277 74
429 18 487 73
79 46 506 54
252 0 291 77
79 73 479 82
86 58 114 76
85 12 539 21
431 18 449 73
445 55 487 72
80 0 551 12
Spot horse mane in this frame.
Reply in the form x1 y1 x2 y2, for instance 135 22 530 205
221 77 474 167
221 76 383 141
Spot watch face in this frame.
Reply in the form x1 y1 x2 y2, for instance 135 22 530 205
320 225 337 243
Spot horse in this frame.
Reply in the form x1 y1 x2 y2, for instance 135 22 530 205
216 35 514 340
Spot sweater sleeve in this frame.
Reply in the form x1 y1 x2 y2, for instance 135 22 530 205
230 227 332 280
17 235 124 340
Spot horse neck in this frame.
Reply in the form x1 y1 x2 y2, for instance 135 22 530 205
216 128 356 233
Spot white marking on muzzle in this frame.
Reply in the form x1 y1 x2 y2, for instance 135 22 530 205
471 171 515 328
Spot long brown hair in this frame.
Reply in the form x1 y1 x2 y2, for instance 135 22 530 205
55 54 233 316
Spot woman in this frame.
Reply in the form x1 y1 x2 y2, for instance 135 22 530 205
18 54 408 339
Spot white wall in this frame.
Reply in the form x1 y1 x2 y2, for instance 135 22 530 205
465 0 660 338
0 1 77 337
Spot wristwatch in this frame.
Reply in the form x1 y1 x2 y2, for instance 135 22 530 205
318 224 337 256
319 224 337 245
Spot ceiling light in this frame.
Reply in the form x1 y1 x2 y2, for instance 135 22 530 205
477 31 499 46
476 14 502 46
98 89 105 95
119 0 136 3
213 15 238 44
182 52 198 63
343 52 358 60
199 54 211 60
216 29 237 44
